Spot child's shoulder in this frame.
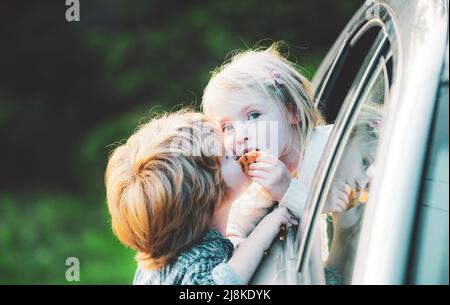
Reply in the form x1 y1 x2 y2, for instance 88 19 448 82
179 230 234 263
315 124 334 136
309 124 334 152
298 124 335 177
133 230 233 285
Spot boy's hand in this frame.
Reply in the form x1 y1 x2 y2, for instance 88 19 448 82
322 182 352 213
251 206 298 251
227 206 297 284
248 153 292 202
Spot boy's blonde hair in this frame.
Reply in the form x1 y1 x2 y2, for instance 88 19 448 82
105 110 229 270
202 43 324 160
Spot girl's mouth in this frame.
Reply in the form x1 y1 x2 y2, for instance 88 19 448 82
234 147 259 160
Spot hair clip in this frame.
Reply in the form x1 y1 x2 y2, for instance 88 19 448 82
271 69 285 88
368 118 383 128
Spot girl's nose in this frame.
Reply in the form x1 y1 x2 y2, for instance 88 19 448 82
236 136 249 146
234 122 248 145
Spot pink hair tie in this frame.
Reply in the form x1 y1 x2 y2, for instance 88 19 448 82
368 118 383 128
271 69 285 88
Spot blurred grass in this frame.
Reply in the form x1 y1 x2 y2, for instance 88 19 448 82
0 192 136 284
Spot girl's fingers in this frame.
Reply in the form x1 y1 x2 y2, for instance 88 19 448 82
289 217 299 225
334 200 345 212
249 169 270 179
280 207 291 217
284 215 299 226
338 192 349 203
274 206 288 216
342 199 350 210
276 208 299 226
256 154 278 165
251 176 268 188
343 184 352 196
276 206 287 212
249 162 273 172
281 215 290 225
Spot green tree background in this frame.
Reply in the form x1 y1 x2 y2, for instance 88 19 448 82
0 0 361 284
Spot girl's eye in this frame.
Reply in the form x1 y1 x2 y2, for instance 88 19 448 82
222 123 233 133
362 157 371 170
248 112 261 121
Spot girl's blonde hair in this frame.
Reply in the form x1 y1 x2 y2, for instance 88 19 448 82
105 110 229 270
202 43 324 160
350 102 384 145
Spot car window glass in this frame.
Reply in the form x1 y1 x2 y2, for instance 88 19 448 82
317 25 383 124
322 60 388 285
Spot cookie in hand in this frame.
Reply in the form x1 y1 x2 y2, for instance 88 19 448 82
238 149 261 174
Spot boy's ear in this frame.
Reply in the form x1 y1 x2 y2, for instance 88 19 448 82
290 114 300 125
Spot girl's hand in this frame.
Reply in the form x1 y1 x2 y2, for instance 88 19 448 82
227 206 297 284
248 153 292 202
250 206 298 251
322 182 352 213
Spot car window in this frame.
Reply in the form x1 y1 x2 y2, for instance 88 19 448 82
315 23 384 124
299 52 392 284
295 30 393 284
323 63 387 284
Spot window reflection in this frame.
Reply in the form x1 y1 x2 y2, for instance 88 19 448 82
323 71 386 285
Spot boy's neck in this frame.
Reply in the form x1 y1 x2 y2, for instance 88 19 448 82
208 195 234 236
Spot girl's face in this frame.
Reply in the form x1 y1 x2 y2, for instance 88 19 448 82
207 89 290 161
334 136 377 192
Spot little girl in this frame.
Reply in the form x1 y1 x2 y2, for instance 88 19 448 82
325 102 384 285
201 43 347 263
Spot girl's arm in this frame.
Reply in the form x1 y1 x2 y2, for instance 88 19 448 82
226 206 297 284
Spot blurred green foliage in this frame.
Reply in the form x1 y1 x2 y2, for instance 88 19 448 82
0 0 361 284
0 192 136 284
